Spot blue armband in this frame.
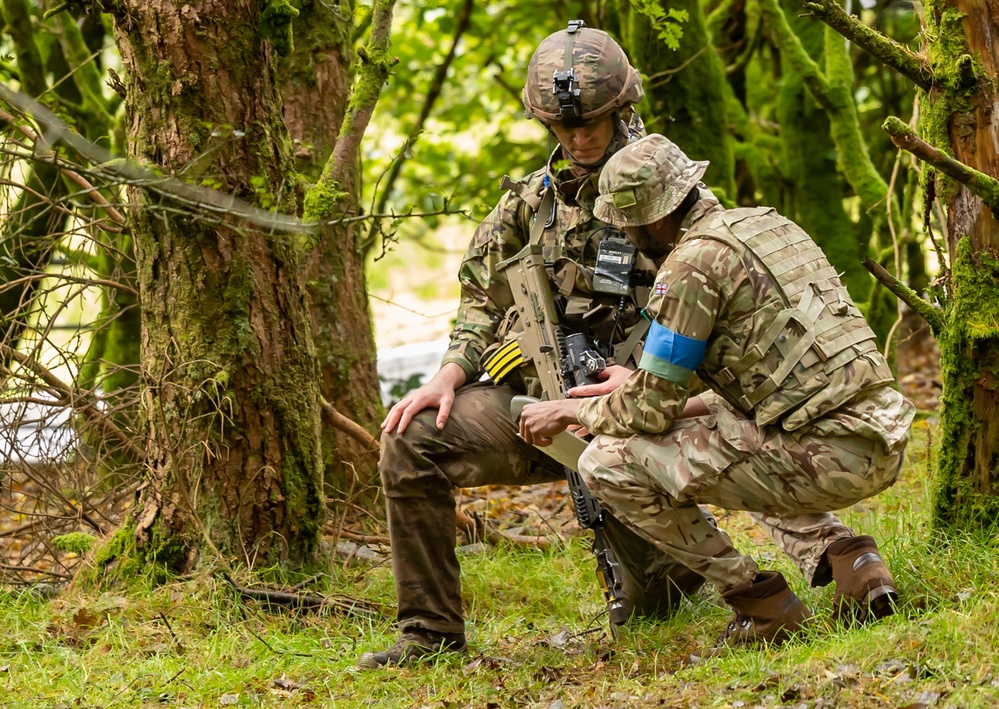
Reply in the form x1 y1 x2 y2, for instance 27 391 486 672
638 321 707 385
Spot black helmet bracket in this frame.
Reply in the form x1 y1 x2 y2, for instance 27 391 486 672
552 20 585 127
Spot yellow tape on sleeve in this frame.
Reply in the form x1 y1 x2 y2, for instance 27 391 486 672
484 339 525 382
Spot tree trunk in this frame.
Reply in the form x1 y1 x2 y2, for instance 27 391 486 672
927 0 999 528
616 0 737 201
279 2 383 495
107 0 325 572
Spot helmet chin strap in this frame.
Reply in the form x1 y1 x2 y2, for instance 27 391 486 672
545 111 631 172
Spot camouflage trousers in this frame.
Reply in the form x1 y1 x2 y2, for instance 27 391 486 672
380 381 706 635
577 389 909 594
380 382 855 635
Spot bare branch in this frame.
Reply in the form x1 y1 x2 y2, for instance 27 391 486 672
0 88 311 233
321 400 378 454
218 569 388 618
801 0 933 90
883 116 999 220
0 342 145 461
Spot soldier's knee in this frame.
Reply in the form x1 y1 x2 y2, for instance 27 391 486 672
578 443 622 491
379 412 450 496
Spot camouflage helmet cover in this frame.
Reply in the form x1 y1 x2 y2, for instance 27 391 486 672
523 21 644 124
594 134 710 227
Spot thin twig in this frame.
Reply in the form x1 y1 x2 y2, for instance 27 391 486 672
245 627 315 658
455 508 553 550
0 563 72 580
0 343 145 461
218 569 387 618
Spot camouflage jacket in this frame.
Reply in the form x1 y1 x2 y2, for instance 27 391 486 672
441 146 662 386
577 201 915 447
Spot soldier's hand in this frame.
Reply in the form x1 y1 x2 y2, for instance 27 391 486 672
566 364 632 397
518 399 581 447
381 363 467 435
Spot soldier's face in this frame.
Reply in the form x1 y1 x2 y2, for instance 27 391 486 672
623 218 680 261
549 117 617 165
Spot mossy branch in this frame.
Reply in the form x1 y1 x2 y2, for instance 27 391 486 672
759 0 834 111
801 0 932 90
824 26 897 225
763 1 898 238
883 116 999 221
706 0 742 40
863 257 948 335
259 0 299 58
2 0 48 97
52 11 115 129
305 0 398 224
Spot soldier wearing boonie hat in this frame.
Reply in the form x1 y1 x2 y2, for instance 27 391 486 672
519 133 915 649
593 134 709 228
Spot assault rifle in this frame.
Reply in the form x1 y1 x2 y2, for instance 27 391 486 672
499 243 629 635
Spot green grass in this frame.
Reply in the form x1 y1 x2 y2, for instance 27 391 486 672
3 420 999 707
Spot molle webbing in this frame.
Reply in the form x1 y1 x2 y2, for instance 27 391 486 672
693 208 891 428
500 174 557 249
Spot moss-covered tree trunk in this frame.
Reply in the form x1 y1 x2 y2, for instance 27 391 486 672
614 0 737 200
279 2 382 494
106 0 325 572
774 0 870 303
925 0 999 528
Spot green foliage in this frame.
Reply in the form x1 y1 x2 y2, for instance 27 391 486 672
361 0 566 227
629 0 688 50
51 532 96 554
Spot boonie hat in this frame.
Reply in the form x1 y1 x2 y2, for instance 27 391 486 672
594 134 709 227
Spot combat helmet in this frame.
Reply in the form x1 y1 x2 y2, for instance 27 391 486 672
523 20 643 126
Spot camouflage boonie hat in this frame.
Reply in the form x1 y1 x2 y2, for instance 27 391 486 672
594 134 709 227
523 21 643 124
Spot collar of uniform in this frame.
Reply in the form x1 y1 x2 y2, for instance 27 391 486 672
548 148 599 209
677 185 724 242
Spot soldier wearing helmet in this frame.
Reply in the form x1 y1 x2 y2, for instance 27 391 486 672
519 134 915 648
361 24 868 668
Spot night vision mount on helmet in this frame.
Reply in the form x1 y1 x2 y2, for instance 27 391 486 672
522 20 644 127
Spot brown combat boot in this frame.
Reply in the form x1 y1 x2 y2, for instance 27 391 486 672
717 571 812 647
356 628 467 669
827 535 897 624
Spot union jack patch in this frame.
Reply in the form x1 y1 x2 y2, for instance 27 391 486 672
654 282 668 295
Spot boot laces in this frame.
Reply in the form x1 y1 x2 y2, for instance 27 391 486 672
727 614 753 633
